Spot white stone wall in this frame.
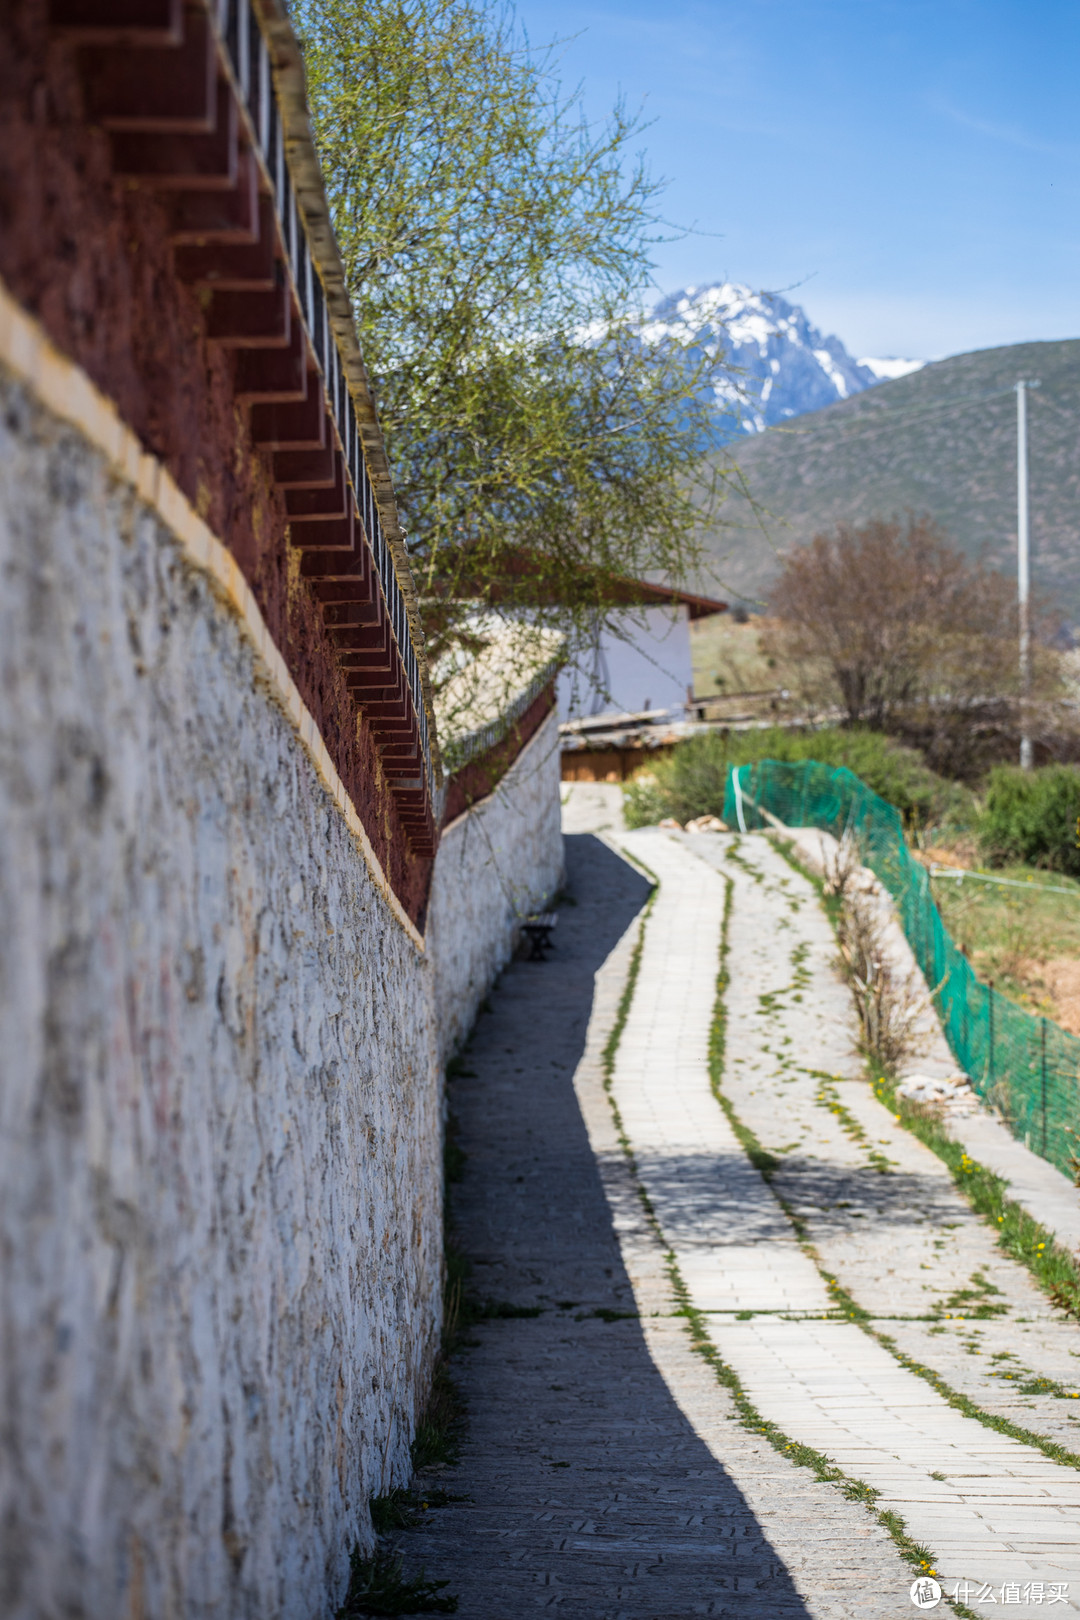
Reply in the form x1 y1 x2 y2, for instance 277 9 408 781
0 370 442 1619
427 713 565 1062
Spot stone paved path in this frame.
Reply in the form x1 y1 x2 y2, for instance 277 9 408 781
393 806 1080 1617
613 828 1080 1617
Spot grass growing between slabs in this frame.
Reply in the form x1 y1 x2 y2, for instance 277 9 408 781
868 1327 1080 1473
692 831 1080 1609
869 1072 1080 1323
752 836 1080 1470
772 830 1080 1324
659 1255 955 1599
599 858 977 1611
813 1073 896 1174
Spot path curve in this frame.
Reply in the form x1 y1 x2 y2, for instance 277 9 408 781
611 827 1080 1617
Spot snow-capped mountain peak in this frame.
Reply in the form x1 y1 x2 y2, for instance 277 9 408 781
857 355 927 382
646 282 923 433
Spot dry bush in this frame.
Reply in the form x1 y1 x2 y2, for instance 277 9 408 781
821 831 861 899
824 837 929 1073
767 514 1066 778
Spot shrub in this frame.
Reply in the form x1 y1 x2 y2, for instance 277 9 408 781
621 774 671 828
979 765 1080 875
622 726 973 829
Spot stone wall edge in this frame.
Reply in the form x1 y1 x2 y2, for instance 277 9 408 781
0 273 424 955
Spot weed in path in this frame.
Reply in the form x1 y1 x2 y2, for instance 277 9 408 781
724 837 766 885
939 1271 1008 1319
990 1364 1080 1403
410 1362 466 1472
602 855 963 1604
707 881 782 1183
769 832 843 932
775 835 1080 1323
812 1073 896 1174
468 1299 544 1321
870 1074 1080 1321
369 1490 469 1535
336 1548 458 1616
370 1491 423 1534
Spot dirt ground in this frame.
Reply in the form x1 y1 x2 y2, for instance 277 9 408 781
924 850 1080 1034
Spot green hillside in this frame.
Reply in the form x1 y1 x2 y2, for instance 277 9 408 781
705 338 1080 620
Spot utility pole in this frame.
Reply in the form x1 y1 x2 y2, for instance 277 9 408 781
1016 379 1039 770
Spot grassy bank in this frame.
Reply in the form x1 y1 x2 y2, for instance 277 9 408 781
927 860 1080 1035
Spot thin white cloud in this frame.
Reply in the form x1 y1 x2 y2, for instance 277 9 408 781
931 96 1077 160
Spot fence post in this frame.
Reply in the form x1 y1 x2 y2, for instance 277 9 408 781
988 984 995 1084
731 766 747 833
1041 1017 1048 1156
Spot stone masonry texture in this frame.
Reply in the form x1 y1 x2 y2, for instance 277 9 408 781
394 831 917 1617
0 371 443 1618
427 715 564 1063
393 797 1080 1617
0 4 434 918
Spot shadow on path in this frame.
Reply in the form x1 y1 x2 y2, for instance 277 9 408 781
392 835 813 1618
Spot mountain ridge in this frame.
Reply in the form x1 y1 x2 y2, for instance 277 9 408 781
646 281 922 432
695 337 1080 621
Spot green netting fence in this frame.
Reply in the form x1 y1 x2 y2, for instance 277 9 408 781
722 758 1080 1179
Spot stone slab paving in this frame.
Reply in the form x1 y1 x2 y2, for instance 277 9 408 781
611 827 1080 1616
560 779 628 838
392 826 918 1617
777 824 1080 1252
685 831 1071 1336
392 798 1080 1617
884 1318 1080 1453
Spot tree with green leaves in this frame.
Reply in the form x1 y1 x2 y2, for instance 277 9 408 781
295 0 736 673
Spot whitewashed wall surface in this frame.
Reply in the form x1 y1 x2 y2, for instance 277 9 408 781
427 712 564 1062
0 370 443 1620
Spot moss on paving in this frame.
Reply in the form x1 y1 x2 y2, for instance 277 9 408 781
600 850 974 1610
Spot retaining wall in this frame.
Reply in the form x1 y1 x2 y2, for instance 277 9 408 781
0 366 442 1619
427 713 565 1062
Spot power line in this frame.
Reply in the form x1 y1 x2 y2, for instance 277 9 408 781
772 383 1019 443
754 375 1078 452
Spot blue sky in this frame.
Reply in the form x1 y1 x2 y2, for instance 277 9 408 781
513 0 1079 360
